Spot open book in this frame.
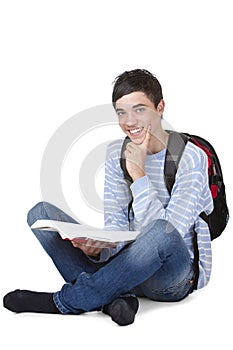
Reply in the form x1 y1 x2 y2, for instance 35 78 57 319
31 219 140 244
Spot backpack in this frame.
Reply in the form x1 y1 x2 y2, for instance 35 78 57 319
120 131 229 289
120 131 229 241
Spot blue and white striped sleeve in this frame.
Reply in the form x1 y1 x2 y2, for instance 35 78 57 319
92 141 131 262
104 142 131 231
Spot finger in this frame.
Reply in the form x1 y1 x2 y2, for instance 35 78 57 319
85 238 101 247
72 241 84 249
86 239 116 250
142 125 151 149
72 238 87 244
125 142 138 154
86 239 113 249
82 243 101 257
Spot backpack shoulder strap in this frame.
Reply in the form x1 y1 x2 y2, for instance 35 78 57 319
120 136 133 183
164 131 189 194
120 136 134 226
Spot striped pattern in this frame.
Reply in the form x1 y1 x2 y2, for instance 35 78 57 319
102 138 214 289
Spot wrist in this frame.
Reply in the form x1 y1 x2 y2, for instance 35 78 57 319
131 170 146 182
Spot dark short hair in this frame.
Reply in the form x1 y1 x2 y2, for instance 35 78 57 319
112 69 163 108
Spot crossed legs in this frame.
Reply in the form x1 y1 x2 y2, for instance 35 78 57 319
3 202 194 325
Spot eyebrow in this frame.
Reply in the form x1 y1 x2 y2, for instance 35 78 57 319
115 103 148 112
115 107 125 113
132 103 147 109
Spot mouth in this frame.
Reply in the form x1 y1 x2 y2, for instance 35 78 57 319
127 127 144 138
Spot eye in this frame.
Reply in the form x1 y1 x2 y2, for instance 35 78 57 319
116 111 126 117
135 107 145 113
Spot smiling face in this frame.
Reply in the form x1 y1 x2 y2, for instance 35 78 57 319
115 91 165 145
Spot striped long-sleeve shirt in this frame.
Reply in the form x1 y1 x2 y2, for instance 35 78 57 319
99 138 214 289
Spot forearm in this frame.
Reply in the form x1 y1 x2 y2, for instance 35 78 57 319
131 171 208 236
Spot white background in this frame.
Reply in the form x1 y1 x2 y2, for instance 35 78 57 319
0 1 232 349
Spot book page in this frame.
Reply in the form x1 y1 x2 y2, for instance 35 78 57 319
31 219 140 243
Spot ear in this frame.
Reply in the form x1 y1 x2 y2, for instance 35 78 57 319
157 99 165 115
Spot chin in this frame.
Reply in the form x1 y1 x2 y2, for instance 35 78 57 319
130 138 143 144
128 134 144 144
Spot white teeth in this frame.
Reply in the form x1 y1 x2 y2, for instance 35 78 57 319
129 128 142 134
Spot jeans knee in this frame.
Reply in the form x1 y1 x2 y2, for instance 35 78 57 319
27 201 49 227
143 219 185 258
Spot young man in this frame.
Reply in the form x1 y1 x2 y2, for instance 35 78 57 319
3 69 213 326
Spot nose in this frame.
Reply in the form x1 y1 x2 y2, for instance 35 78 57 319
124 111 137 126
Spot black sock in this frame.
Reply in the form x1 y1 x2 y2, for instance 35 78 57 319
3 289 61 314
103 295 139 326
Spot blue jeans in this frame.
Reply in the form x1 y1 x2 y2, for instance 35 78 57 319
27 202 194 314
